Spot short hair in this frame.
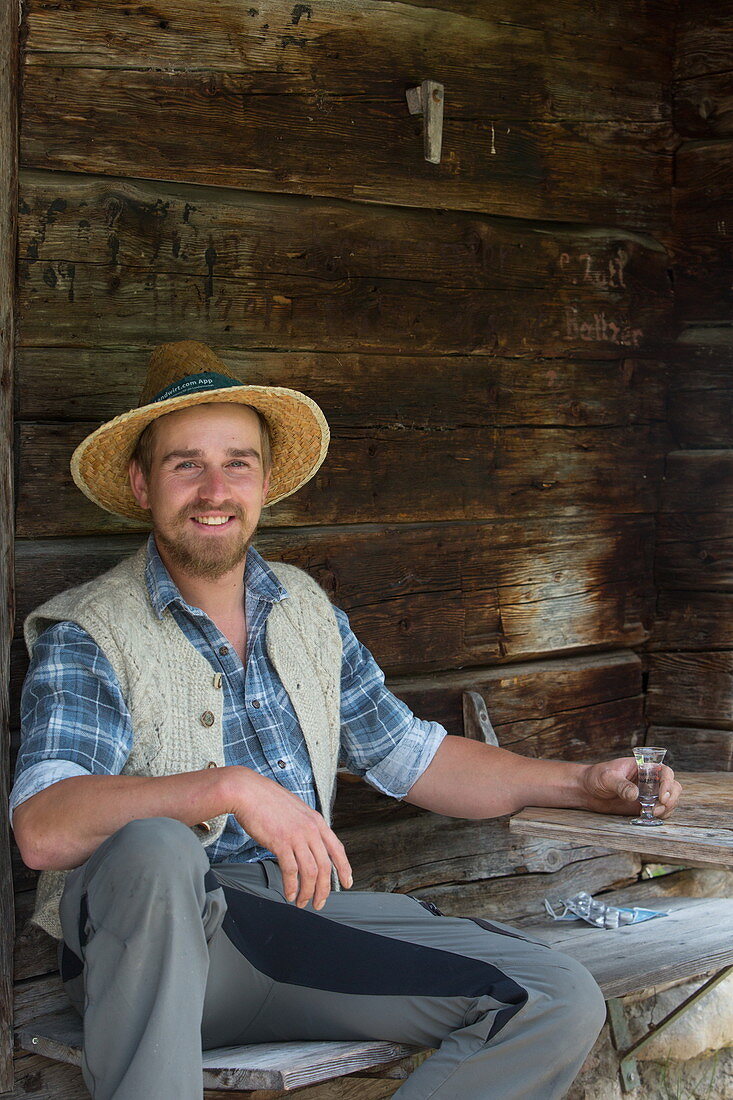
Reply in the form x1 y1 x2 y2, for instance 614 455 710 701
131 404 273 480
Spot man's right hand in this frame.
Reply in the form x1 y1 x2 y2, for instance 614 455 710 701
226 766 352 910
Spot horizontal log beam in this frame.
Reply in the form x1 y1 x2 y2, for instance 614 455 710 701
13 521 654 673
661 451 733 514
655 512 733 590
675 1 733 82
408 851 640 922
16 173 672 358
647 651 733 729
16 420 668 537
24 0 673 95
647 726 733 771
15 347 669 431
650 592 733 651
19 0 675 227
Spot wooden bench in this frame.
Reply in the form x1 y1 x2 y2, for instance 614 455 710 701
14 694 733 1096
16 893 733 1095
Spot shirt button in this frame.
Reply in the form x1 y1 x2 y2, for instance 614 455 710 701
213 673 222 689
277 759 287 769
251 699 261 709
219 645 229 656
201 711 215 727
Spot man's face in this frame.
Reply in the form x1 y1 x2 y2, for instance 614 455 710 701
129 403 271 581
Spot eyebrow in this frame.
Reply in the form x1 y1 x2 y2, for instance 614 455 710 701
160 447 262 465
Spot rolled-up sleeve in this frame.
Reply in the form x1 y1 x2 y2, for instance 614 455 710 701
335 607 447 798
10 622 133 820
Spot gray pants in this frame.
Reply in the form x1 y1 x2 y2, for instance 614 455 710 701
58 817 606 1100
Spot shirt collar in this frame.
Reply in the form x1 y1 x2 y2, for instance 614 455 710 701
144 533 287 619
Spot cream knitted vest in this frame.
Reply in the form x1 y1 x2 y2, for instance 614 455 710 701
24 546 343 939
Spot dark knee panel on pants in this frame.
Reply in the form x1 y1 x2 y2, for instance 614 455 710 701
220 884 529 1038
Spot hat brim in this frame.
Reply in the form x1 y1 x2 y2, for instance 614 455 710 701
71 386 330 522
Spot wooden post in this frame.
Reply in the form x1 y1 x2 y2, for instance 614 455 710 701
0 0 17 1090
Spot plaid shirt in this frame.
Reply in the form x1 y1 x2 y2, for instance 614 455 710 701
11 535 446 863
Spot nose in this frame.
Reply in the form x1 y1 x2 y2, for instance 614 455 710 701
198 464 229 504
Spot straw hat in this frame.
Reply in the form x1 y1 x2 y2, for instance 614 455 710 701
71 341 330 522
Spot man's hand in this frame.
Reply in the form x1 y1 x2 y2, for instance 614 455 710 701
581 757 682 818
227 767 352 910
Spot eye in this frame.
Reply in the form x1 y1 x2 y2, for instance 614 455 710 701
175 461 199 470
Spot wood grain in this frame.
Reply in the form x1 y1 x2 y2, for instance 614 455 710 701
675 72 733 139
0 0 17 1089
667 349 733 449
16 420 668 537
24 0 673 96
655 512 733 591
674 141 733 323
646 652 733 730
409 851 640 922
647 727 733 772
660 451 733 515
675 0 733 82
522 895 733 998
19 2 674 227
16 1009 419 1093
15 349 669 432
15 174 672 359
511 773 733 867
650 591 733 651
342 814 612 896
13 517 656 661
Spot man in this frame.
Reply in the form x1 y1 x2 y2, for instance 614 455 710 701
11 340 680 1100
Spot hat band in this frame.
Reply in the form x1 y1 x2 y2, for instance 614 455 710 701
151 371 242 404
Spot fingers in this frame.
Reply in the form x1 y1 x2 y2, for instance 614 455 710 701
276 823 352 911
654 767 682 818
309 842 334 911
324 831 353 892
230 770 352 910
278 851 300 907
293 845 320 909
616 776 639 802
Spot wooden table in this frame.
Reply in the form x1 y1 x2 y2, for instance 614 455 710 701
509 772 733 869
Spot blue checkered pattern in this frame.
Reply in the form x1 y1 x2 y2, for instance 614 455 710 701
11 536 446 863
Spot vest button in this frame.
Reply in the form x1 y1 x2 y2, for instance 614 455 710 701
251 699 261 709
201 711 215 727
213 673 222 689
206 761 217 768
196 821 212 833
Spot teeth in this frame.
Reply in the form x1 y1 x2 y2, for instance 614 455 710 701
194 516 231 526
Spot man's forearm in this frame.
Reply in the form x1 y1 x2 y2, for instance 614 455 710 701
12 767 236 871
404 735 619 818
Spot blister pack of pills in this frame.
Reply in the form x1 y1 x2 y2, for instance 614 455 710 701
544 890 669 930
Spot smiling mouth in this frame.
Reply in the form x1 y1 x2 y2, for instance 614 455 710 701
191 515 235 527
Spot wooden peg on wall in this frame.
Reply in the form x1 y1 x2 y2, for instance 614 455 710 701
406 79 444 165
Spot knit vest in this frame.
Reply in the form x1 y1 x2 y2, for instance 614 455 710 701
23 546 343 939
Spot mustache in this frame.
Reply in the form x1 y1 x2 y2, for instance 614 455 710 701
179 501 245 521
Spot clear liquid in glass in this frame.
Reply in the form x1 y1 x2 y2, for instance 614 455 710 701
631 746 666 826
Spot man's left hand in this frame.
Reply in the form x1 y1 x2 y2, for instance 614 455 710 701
582 757 682 819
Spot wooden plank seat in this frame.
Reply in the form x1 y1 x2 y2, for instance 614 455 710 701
16 895 733 1093
15 1020 421 1092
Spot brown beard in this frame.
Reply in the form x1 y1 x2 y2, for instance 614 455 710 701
156 505 254 581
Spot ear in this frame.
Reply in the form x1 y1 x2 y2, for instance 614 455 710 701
129 459 151 511
261 467 271 505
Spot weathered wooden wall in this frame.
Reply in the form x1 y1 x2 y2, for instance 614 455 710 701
8 1 679 1095
647 1 733 772
1 0 18 1091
